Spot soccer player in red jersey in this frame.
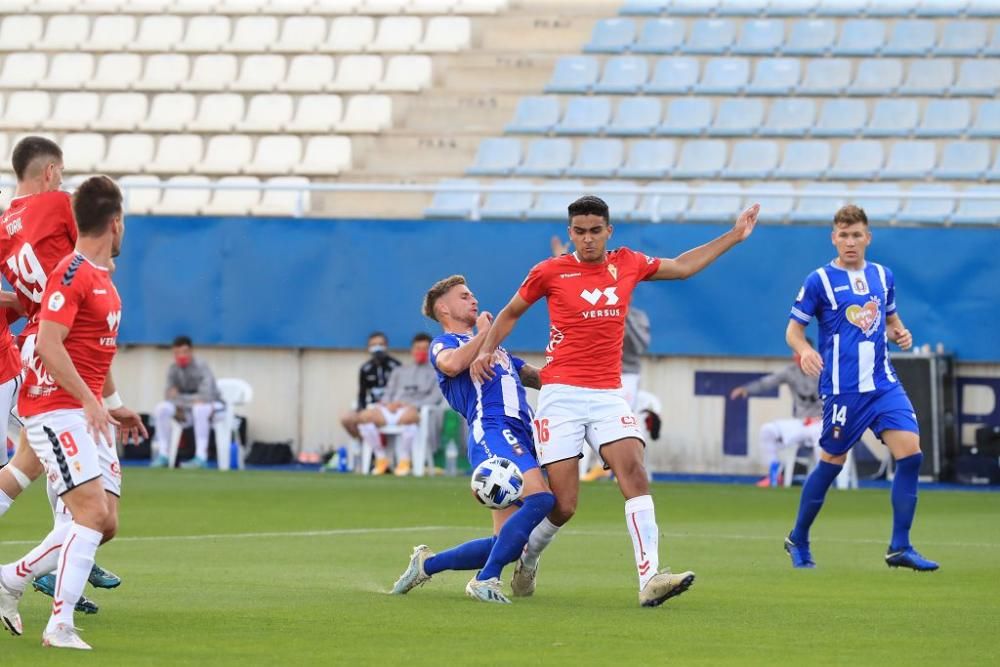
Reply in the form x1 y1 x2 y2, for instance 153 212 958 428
471 195 759 606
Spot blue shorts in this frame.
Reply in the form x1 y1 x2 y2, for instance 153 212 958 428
820 383 919 456
467 418 539 474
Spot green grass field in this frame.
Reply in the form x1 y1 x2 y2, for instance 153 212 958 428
1 468 998 665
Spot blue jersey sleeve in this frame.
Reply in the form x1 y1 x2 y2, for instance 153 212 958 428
790 272 822 325
430 334 460 373
884 266 897 315
511 354 526 373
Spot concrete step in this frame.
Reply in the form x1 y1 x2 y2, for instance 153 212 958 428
352 134 481 178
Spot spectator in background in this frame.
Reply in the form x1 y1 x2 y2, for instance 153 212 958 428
356 332 442 476
340 331 401 441
151 335 223 469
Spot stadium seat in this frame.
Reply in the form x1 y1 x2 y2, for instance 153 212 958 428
968 0 1000 16
200 135 254 175
337 95 392 133
937 21 987 56
988 24 1000 55
144 94 196 132
555 97 611 135
952 60 1000 97
934 141 991 180
684 19 736 54
733 19 783 55
0 92 50 130
467 137 522 176
969 101 1000 137
618 139 676 178
61 133 106 173
230 16 280 53
151 176 212 216
479 179 534 220
40 14 90 51
769 0 819 15
619 0 668 14
712 98 763 136
280 55 337 93
91 92 147 131
900 60 954 95
584 18 636 53
201 176 262 217
686 183 743 222
177 15 232 52
514 138 573 177
715 0 767 15
607 97 661 136
595 56 648 94
799 58 851 95
785 19 836 55
988 151 1000 181
775 140 831 178
256 176 311 217
917 99 971 137
813 98 866 137
326 17 376 53
238 94 295 133
670 0 725 15
147 134 204 175
245 136 303 175
369 17 423 52
883 20 936 56
829 140 883 179
593 180 641 219
867 99 919 137
897 185 956 224
749 181 794 224
672 139 727 178
455 0 511 13
761 98 815 136
722 139 779 179
87 14 137 51
328 55 383 92
40 53 94 91
295 136 352 176
916 0 969 16
658 97 713 136
545 56 599 93
365 0 409 13
852 59 902 96
866 0 914 15
882 141 936 179
833 19 885 56
43 92 100 131
87 53 142 91
644 57 699 94
790 183 847 224
231 55 286 92
102 134 156 174
133 15 185 53
0 53 47 90
951 186 1000 225
0 15 43 51
633 18 685 54
272 17 327 54
505 96 560 134
188 93 245 132
525 180 584 220
695 58 749 94
172 0 222 14
138 54 191 91
853 184 901 224
630 183 689 223
376 55 432 92
117 175 160 215
747 58 800 95
418 17 471 52
288 94 343 133
182 55 239 92
566 138 624 177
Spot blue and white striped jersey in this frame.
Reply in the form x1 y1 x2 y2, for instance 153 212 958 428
790 261 900 397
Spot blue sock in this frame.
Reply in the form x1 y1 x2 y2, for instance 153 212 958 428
424 536 497 576
890 452 923 551
477 492 556 581
768 461 782 486
789 460 843 544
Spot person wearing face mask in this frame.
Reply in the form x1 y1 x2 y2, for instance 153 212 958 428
340 331 401 442
150 335 223 468
355 332 442 476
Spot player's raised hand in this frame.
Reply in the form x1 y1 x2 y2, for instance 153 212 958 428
733 203 760 241
84 397 119 448
110 405 148 445
729 386 748 400
469 351 497 384
798 347 824 378
476 310 493 333
550 236 569 258
893 326 913 351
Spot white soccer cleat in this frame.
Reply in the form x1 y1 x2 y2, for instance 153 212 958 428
0 584 23 636
42 623 91 650
465 577 511 604
390 545 434 595
639 570 696 608
510 557 537 598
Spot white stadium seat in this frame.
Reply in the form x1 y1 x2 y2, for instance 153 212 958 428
120 175 163 215
151 175 212 215
273 16 328 53
327 55 383 92
418 17 471 52
279 55 336 93
92 92 149 131
245 135 302 175
39 53 94 90
173 0 222 13
202 176 262 216
220 0 272 11
43 92 101 131
138 54 192 91
408 0 457 13
0 15 44 51
61 133 107 173
325 17 376 53
146 134 205 175
295 136 352 175
230 16 280 53
201 134 255 175
42 0 117 11
255 176 310 217
133 16 186 53
457 0 507 13
102 133 156 174
87 53 143 90
376 55 432 91
40 15 91 51
267 0 317 14
144 93 199 131
337 94 392 133
177 16 232 52
237 94 295 132
187 93 246 132
365 0 409 13
313 0 365 14
369 17 423 52
122 0 175 11
286 94 343 132
184 55 239 92
231 54 287 92
87 14 138 51
0 53 48 89
0 92 51 129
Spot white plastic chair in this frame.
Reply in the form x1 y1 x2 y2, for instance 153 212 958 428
187 93 246 132
144 93 198 132
244 135 302 175
133 15 186 53
146 134 204 175
177 15 232 52
184 55 239 92
87 14 137 51
336 94 391 133
327 55 383 91
39 53 94 90
201 135 254 175
61 133 107 173
231 54 287 92
167 378 252 471
279 55 336 93
230 15 280 52
202 176 262 216
150 175 211 215
418 16 471 52
0 53 48 89
273 16 327 53
358 405 436 476
0 15 44 51
44 92 100 131
255 176 310 216
87 54 143 90
236 94 294 132
369 16 423 52
325 17 376 53
102 134 156 174
0 92 51 130
782 441 858 490
119 175 162 214
294 136 352 175
138 54 191 91
376 55 432 91
40 15 91 51
91 92 148 132
286 94 342 132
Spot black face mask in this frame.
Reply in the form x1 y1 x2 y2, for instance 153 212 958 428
369 345 387 361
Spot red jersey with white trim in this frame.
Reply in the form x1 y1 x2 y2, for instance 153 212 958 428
518 247 660 389
19 253 121 417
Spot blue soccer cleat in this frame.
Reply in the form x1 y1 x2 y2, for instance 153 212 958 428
31 575 100 614
885 547 939 572
784 535 816 569
89 563 121 589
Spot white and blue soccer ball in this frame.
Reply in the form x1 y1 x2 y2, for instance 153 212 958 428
470 457 524 510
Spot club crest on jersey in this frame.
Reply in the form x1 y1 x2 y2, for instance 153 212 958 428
852 276 869 295
48 291 65 312
608 263 618 281
846 297 881 337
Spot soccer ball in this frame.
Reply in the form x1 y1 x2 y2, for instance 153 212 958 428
470 457 524 510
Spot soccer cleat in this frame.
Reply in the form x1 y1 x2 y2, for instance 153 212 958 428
30 576 100 615
393 459 412 477
784 535 816 569
372 457 391 475
150 454 170 468
886 547 939 572
510 557 537 597
465 577 511 604
88 563 121 589
755 475 772 488
390 545 433 595
181 456 207 469
0 583 23 636
42 623 91 650
638 570 695 608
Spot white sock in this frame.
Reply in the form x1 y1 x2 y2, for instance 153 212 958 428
47 523 102 632
521 517 561 569
396 424 417 461
0 513 72 595
625 495 660 590
0 489 12 518
359 423 386 458
192 404 213 461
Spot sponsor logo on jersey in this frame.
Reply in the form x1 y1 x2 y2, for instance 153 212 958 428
580 287 618 306
559 272 582 279
431 342 444 356
106 310 122 332
545 326 564 354
846 296 881 337
4 217 22 236
834 285 850 292
582 309 621 319
48 291 65 312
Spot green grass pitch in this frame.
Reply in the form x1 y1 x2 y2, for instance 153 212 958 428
1 469 998 665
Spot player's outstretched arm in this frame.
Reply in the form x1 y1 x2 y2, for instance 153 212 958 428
649 203 760 281
470 294 531 383
786 320 822 377
435 311 494 377
885 313 913 351
519 364 542 390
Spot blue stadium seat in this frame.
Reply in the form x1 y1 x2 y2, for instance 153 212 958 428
425 179 480 218
658 97 713 136
670 0 724 16
937 21 988 56
854 184 902 224
630 184 690 223
897 185 956 224
686 183 743 222
883 20 936 56
633 18 685 54
746 58 800 95
645 57 699 94
544 56 599 93
768 0 820 16
466 137 522 176
900 59 954 95
989 150 1000 181
951 186 1000 225
733 19 783 55
815 0 870 16
785 19 836 55
525 180 584 220
832 19 885 56
916 99 971 137
479 179 534 220
672 139 727 178
790 183 847 224
594 56 649 94
619 139 676 178
916 0 969 17
505 96 560 134
989 24 1000 56
683 19 736 54
584 18 637 54
935 141 991 180
712 98 763 136
594 180 641 219
619 0 668 16
750 181 794 224
607 97 662 136
851 59 902 96
813 99 867 137
968 0 1000 16
881 141 936 179
951 60 1000 97
722 139 779 178
695 57 749 94
867 0 921 16
969 101 1000 137
514 138 573 176
555 96 611 135
717 0 768 16
829 140 883 179
799 58 851 95
761 98 815 136
867 99 919 137
776 140 832 178
566 138 625 177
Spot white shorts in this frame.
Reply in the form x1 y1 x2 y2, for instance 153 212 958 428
769 417 822 449
378 405 408 427
533 384 644 467
25 408 122 497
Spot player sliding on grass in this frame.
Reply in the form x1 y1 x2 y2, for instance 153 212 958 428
470 195 759 607
390 275 554 604
784 205 938 572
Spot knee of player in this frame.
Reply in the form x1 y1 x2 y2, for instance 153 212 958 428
551 496 577 524
526 490 556 515
154 401 175 417
101 516 118 543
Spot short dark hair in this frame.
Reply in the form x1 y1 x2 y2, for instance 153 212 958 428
422 275 466 321
172 335 193 348
567 195 610 224
12 136 62 181
367 331 388 344
72 175 122 237
833 204 869 227
412 332 432 345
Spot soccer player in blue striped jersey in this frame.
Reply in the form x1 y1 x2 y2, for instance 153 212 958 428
784 205 938 572
390 275 554 603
